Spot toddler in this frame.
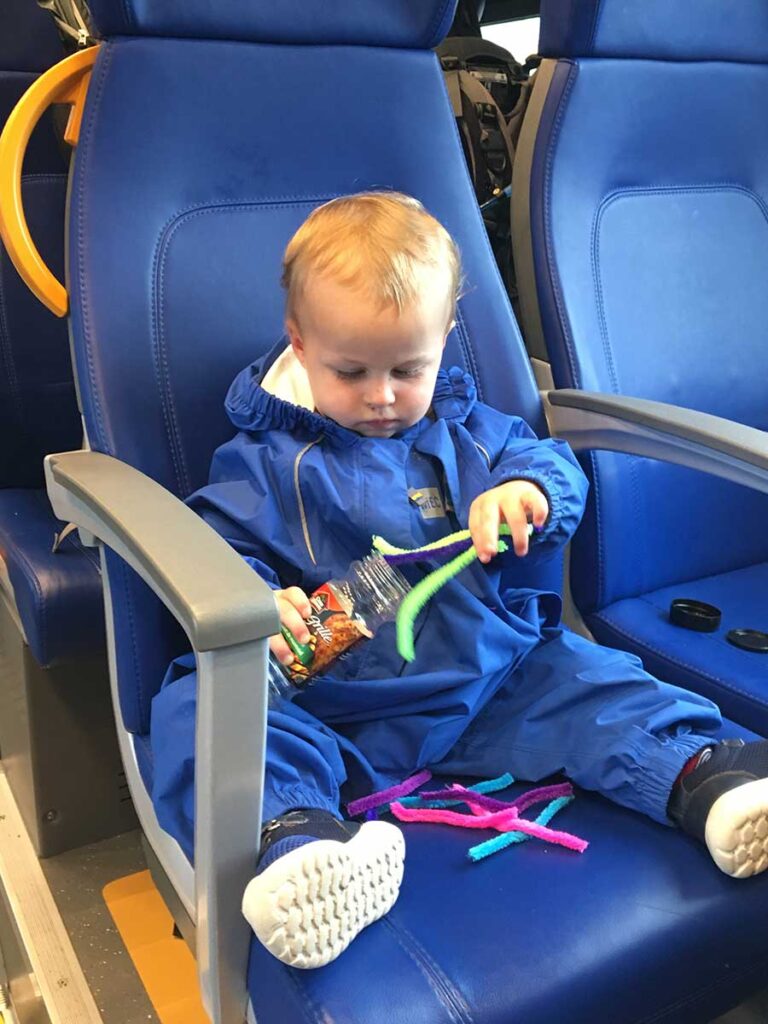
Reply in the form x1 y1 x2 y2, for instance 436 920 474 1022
150 192 768 971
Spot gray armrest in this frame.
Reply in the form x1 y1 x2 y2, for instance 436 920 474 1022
545 390 768 494
45 450 279 1024
45 450 278 650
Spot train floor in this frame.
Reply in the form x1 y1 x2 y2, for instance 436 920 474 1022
40 829 158 1024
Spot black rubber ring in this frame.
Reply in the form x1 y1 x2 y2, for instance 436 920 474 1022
726 629 768 653
669 598 721 632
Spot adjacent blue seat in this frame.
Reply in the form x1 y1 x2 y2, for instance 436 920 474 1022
0 0 98 668
28 0 768 1020
513 0 768 736
0 0 132 856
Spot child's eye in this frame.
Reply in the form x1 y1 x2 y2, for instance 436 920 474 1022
335 368 366 380
393 367 423 379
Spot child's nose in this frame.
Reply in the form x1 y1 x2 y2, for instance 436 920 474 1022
366 379 395 408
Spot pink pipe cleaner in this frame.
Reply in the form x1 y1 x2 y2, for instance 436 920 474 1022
390 801 587 853
390 803 521 830
346 769 432 817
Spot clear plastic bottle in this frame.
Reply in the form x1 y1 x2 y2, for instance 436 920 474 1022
268 555 410 704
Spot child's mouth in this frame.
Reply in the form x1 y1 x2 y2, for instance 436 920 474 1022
363 419 399 430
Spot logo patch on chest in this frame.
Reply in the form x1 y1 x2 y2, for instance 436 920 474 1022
408 487 447 520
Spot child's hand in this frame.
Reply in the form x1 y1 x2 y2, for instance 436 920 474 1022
271 587 312 665
469 481 549 562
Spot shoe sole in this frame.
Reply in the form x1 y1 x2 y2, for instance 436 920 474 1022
242 820 405 969
705 778 768 878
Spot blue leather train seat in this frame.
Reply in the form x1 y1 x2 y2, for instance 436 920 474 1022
0 0 103 670
513 0 768 735
42 0 768 1019
0 0 133 857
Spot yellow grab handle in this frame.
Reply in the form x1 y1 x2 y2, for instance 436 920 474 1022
0 46 99 317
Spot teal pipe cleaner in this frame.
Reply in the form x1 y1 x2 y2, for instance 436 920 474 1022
372 523 532 662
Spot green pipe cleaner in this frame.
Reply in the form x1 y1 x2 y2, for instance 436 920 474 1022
372 523 532 662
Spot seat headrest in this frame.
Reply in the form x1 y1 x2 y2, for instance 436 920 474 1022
87 0 458 49
540 0 768 63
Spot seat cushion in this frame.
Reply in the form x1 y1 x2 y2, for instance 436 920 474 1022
589 563 768 736
0 489 105 666
245 722 768 1024
131 713 768 1024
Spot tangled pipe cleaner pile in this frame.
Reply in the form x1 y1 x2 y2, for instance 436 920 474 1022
347 771 588 862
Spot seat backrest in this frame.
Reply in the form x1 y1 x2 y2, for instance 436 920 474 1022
516 0 768 615
0 0 80 488
70 0 559 735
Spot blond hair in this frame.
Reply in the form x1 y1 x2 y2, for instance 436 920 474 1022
281 192 461 327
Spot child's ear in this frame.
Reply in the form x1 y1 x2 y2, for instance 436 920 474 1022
286 317 306 365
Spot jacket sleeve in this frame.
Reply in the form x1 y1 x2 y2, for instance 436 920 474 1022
486 416 589 563
188 498 286 590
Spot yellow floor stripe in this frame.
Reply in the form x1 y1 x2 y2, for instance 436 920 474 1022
103 870 209 1024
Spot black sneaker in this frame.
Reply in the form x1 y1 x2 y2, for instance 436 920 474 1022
242 808 405 968
668 739 768 878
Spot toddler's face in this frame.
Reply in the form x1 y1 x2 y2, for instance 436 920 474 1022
287 272 452 438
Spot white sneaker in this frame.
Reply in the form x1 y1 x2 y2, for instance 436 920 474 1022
242 820 405 968
705 778 768 879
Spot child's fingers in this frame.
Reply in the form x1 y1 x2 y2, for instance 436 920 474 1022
500 496 530 556
280 586 312 618
526 488 549 529
276 596 311 644
469 500 500 563
269 633 295 667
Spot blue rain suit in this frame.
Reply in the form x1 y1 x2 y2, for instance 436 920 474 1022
151 343 722 861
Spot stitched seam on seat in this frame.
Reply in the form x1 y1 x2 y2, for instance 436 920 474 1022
589 201 620 395
635 956 768 1024
594 609 768 708
382 916 474 1024
116 556 145 727
152 226 192 495
76 41 113 454
68 530 101 571
281 960 332 1023
542 62 580 391
595 183 768 225
453 308 483 402
588 449 606 610
152 196 335 496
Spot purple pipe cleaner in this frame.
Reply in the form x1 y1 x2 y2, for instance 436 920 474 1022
346 769 433 817
513 783 574 815
381 538 474 565
418 782 573 814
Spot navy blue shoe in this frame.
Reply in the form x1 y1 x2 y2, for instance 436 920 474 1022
242 808 405 968
668 739 768 878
